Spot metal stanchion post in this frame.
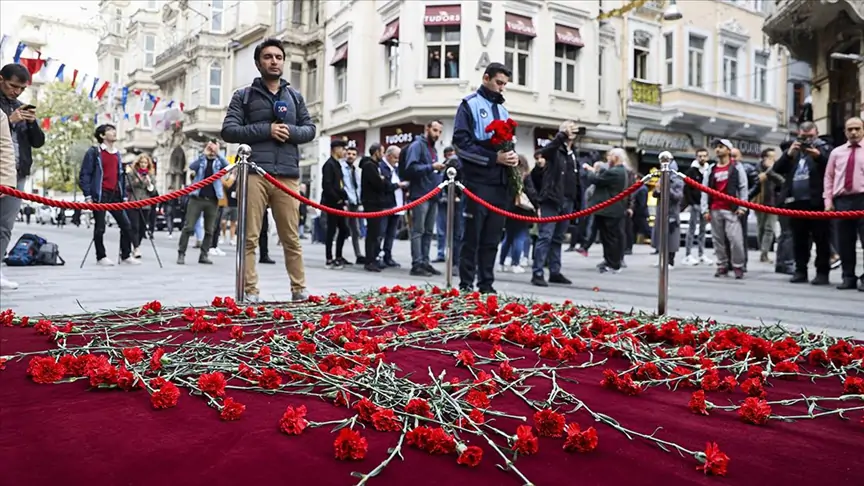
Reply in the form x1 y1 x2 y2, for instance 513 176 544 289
656 158 671 315
444 167 457 288
235 144 252 303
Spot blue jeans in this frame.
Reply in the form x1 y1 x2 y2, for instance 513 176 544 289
533 200 574 276
500 223 530 266
436 199 465 263
410 200 437 267
195 214 204 241
379 214 399 261
436 201 447 259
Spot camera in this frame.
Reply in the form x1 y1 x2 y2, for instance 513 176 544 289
796 137 812 149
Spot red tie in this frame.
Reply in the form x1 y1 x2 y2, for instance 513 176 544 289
845 143 859 192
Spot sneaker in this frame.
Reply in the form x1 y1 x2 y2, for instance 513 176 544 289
830 256 841 270
364 263 381 273
548 273 572 285
177 253 185 265
133 247 142 259
576 248 589 257
0 273 19 290
326 259 343 269
810 274 830 286
498 264 509 273
423 264 442 276
699 255 714 265
733 268 744 279
531 274 548 287
510 264 525 274
337 257 353 266
120 257 141 265
244 293 260 304
410 266 432 277
198 254 213 265
683 255 699 266
291 290 308 302
714 268 728 277
209 248 220 256
97 258 116 267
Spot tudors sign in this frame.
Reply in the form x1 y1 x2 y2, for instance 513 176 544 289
380 123 425 148
637 129 694 152
423 5 461 26
331 130 366 155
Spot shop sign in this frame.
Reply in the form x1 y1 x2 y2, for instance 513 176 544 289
637 129 694 152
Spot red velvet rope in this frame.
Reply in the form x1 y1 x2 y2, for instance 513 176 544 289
0 168 232 212
681 176 864 220
259 171 442 219
461 180 645 223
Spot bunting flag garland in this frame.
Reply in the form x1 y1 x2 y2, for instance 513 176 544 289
0 35 8 59
88 77 99 99
70 69 78 88
12 42 25 63
19 57 46 80
76 74 88 95
55 63 65 82
96 81 109 101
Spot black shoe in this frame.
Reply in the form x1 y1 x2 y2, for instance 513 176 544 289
384 259 400 268
733 268 744 280
714 268 728 278
531 274 548 287
199 254 213 265
458 285 473 293
177 253 185 265
326 259 343 269
837 279 858 290
548 273 572 285
424 264 442 276
410 266 432 277
364 263 381 272
790 273 808 283
259 256 275 264
337 257 353 266
356 255 366 265
810 274 830 286
434 256 446 263
478 287 496 294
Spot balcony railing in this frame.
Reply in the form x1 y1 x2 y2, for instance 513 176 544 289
631 80 661 106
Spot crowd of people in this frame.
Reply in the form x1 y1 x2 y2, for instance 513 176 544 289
2 41 862 296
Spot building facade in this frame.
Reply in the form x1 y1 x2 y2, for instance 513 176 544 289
319 0 624 197
621 0 790 173
763 0 864 146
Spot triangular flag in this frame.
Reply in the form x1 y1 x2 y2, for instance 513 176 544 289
76 74 88 94
179 102 185 111
96 81 109 100
55 63 65 82
121 86 129 111
12 42 25 64
41 118 51 130
89 77 99 98
19 58 46 80
0 35 8 60
71 69 79 88
167 100 174 108
149 96 160 116
134 113 141 125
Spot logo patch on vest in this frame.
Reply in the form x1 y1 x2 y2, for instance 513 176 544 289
479 109 488 118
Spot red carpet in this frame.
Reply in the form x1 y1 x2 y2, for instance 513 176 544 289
0 288 862 486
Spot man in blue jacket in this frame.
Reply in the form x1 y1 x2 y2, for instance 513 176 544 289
453 62 518 293
402 120 446 276
177 139 229 265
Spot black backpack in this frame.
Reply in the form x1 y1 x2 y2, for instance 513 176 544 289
241 86 301 120
397 142 411 181
3 233 64 266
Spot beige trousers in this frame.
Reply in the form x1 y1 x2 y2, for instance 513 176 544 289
244 174 305 295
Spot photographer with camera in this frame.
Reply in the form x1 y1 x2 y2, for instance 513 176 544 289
773 121 833 285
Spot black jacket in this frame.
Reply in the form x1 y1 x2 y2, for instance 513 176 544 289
773 139 832 208
221 78 316 178
749 161 785 207
320 157 347 208
0 94 46 177
359 156 396 210
537 131 583 208
683 163 709 209
588 165 628 218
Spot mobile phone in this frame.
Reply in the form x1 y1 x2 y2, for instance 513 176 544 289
22 104 36 111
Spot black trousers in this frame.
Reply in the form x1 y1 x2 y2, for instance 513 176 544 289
129 207 156 248
834 194 864 281
325 211 349 261
595 215 623 270
788 201 831 276
93 190 133 261
459 182 508 291
364 208 382 264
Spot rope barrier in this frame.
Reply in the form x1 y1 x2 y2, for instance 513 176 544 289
258 171 442 219
680 175 864 220
460 180 645 224
0 167 234 212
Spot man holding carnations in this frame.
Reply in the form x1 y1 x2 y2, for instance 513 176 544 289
452 62 519 294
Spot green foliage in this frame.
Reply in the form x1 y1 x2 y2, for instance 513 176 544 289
32 83 99 192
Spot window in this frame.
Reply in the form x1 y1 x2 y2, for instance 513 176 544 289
553 43 579 93
633 32 650 81
112 8 122 35
275 0 287 32
386 42 399 90
504 33 530 87
292 0 304 25
146 1 157 9
753 52 769 103
142 97 153 128
334 60 347 104
598 46 605 108
112 57 121 84
211 0 224 31
792 82 806 120
144 34 156 68
687 35 705 88
664 32 673 85
425 26 460 79
722 44 739 96
208 62 222 105
189 67 200 109
307 59 318 101
290 62 302 90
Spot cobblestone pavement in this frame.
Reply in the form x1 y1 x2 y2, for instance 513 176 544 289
1 223 861 338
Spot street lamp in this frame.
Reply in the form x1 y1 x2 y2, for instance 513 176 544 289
663 0 683 21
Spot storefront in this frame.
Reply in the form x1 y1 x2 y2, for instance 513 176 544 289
533 127 615 164
379 123 425 149
631 128 700 174
330 130 366 155
702 135 763 165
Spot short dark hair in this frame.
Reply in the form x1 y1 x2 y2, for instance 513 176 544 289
483 62 511 79
443 146 455 154
368 143 382 156
695 147 709 155
94 124 116 143
346 146 358 153
760 148 775 159
253 38 285 64
0 63 31 83
534 150 544 159
426 120 443 128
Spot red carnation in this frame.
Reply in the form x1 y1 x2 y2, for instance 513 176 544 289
456 349 475 367
197 371 227 397
465 389 490 409
115 365 139 391
843 376 864 394
122 347 145 364
533 409 566 437
689 390 709 415
740 377 766 398
426 427 457 455
404 398 433 418
512 425 538 456
456 445 483 467
371 408 402 432
334 428 368 461
563 423 598 453
229 326 245 340
297 341 317 355
354 397 381 422
150 381 180 409
26 356 65 384
697 442 730 476
279 405 308 435
219 397 245 421
739 397 771 425
149 348 166 371
257 368 282 389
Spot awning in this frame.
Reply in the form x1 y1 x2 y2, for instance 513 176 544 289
505 13 536 37
555 25 584 47
379 19 399 44
423 5 461 27
330 43 348 65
